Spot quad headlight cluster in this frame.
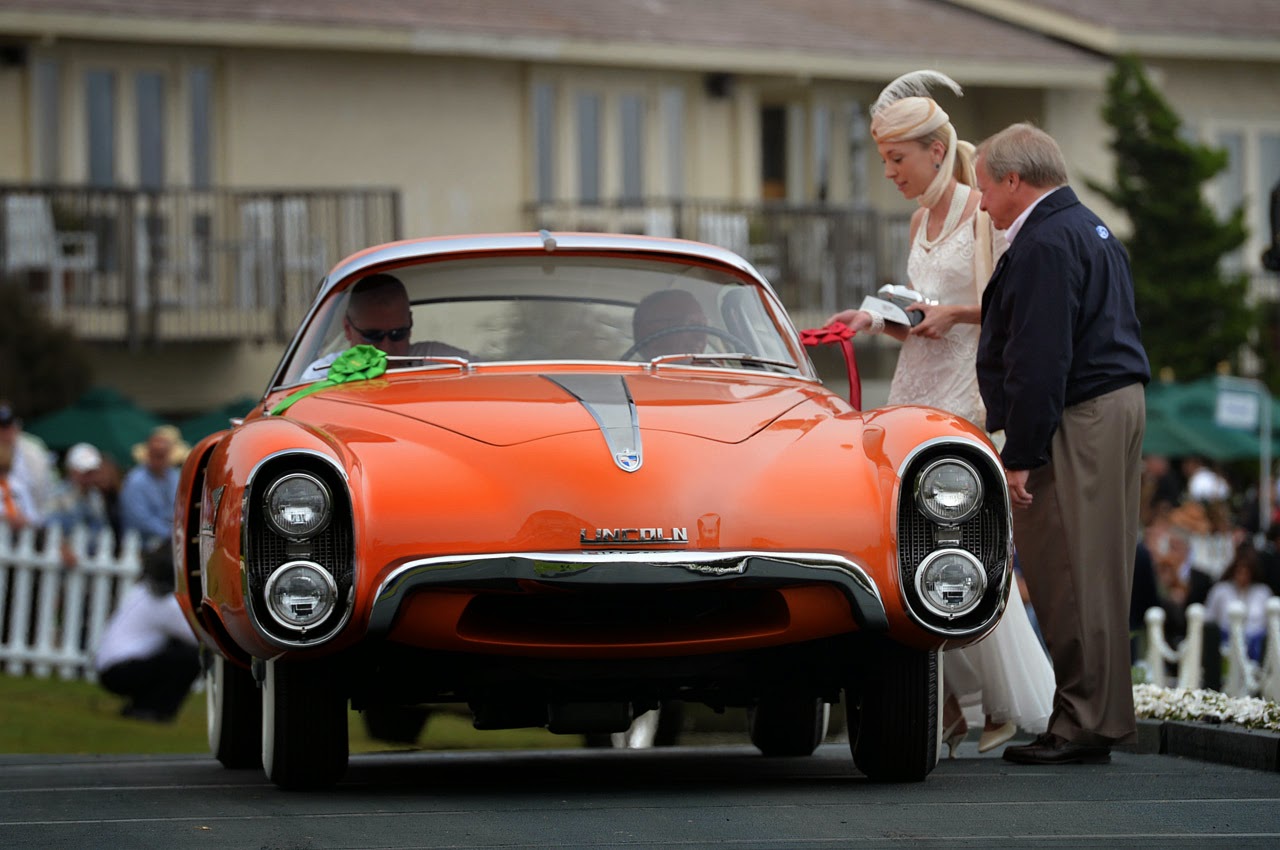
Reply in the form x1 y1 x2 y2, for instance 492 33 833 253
912 458 987 619
260 472 338 632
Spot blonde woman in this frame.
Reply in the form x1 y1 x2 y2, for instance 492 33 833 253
828 70 1053 756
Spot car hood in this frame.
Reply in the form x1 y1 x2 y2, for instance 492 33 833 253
279 371 820 448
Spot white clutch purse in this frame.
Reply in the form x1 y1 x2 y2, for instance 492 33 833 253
858 284 935 327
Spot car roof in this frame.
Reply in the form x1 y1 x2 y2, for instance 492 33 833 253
321 231 771 301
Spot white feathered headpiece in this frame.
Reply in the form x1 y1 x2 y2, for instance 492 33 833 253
869 70 964 208
869 69 963 124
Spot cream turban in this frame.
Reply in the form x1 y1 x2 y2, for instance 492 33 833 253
869 71 963 209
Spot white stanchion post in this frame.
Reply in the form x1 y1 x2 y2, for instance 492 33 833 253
1224 599 1260 697
1145 606 1169 688
1262 596 1280 703
1177 603 1205 691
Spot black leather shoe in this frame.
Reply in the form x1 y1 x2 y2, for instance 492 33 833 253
1002 733 1111 765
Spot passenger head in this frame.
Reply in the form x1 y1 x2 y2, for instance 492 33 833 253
632 290 708 358
975 122 1069 230
343 273 413 356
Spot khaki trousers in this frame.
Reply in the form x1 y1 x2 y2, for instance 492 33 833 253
1012 382 1145 746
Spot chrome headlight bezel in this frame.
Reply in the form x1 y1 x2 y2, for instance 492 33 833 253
263 560 339 631
263 472 332 540
914 458 983 525
913 548 988 619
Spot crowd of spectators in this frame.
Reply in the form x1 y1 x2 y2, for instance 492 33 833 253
1135 453 1280 681
1 399 196 722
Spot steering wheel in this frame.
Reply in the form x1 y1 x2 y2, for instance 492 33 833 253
621 324 751 360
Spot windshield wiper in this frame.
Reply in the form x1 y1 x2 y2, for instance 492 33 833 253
383 354 471 371
646 352 797 371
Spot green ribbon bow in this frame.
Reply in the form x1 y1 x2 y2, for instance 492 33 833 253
270 344 388 415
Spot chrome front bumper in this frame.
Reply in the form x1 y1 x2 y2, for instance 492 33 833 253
367 550 888 635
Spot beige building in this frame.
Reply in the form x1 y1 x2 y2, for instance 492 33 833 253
0 0 1277 413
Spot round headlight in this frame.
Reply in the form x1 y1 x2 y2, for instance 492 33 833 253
914 549 987 619
264 473 331 539
915 459 983 525
264 561 338 630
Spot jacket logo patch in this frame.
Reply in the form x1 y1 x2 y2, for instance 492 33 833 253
1095 225 1110 239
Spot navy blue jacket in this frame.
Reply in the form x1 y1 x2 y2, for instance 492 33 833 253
977 187 1150 470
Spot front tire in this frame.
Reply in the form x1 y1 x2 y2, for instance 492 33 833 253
206 652 262 769
849 644 938 782
262 660 349 790
747 697 829 757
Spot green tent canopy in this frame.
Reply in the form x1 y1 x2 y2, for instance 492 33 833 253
24 386 164 469
1143 378 1280 461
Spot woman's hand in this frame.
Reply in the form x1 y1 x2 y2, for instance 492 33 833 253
824 309 874 332
909 303 956 339
909 303 980 339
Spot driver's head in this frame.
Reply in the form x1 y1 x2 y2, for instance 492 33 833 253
343 273 414 356
632 289 707 358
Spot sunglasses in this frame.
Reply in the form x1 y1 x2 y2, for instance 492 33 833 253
347 319 412 343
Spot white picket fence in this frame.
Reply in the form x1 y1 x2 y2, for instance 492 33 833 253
1143 600 1280 701
0 523 142 680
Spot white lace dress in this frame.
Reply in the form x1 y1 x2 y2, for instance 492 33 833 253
891 185 1054 734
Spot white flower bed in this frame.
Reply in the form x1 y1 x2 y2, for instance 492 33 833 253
1134 684 1280 732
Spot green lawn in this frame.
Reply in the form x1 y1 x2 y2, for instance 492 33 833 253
0 673 574 755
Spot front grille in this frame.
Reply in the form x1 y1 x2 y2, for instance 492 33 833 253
457 587 789 645
896 446 1009 632
246 519 352 590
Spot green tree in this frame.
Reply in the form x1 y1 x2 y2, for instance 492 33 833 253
1087 55 1252 382
0 282 92 417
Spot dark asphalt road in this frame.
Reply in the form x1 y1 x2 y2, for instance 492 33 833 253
3 742 1279 849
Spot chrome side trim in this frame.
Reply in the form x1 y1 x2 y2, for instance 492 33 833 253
368 549 887 635
545 374 643 472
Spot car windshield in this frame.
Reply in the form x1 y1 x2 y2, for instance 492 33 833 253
277 253 806 387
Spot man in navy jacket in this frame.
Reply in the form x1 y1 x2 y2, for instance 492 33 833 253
975 123 1150 765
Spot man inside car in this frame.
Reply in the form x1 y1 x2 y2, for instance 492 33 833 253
301 273 468 381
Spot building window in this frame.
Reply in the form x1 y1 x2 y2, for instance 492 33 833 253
136 72 166 190
532 82 556 204
1212 126 1280 273
86 70 116 187
812 104 831 202
620 94 645 203
32 59 60 183
190 65 213 189
661 87 684 198
576 92 601 204
761 106 787 201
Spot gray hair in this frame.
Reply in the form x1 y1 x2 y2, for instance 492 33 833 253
977 122 1068 189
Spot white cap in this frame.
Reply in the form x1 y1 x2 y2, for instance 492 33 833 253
66 442 103 473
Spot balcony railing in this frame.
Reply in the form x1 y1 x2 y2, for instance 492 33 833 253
526 199 912 328
0 184 401 346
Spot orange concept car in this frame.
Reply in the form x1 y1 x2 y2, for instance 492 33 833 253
175 231 1013 789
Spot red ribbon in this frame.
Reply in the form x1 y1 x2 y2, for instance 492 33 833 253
800 322 861 410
